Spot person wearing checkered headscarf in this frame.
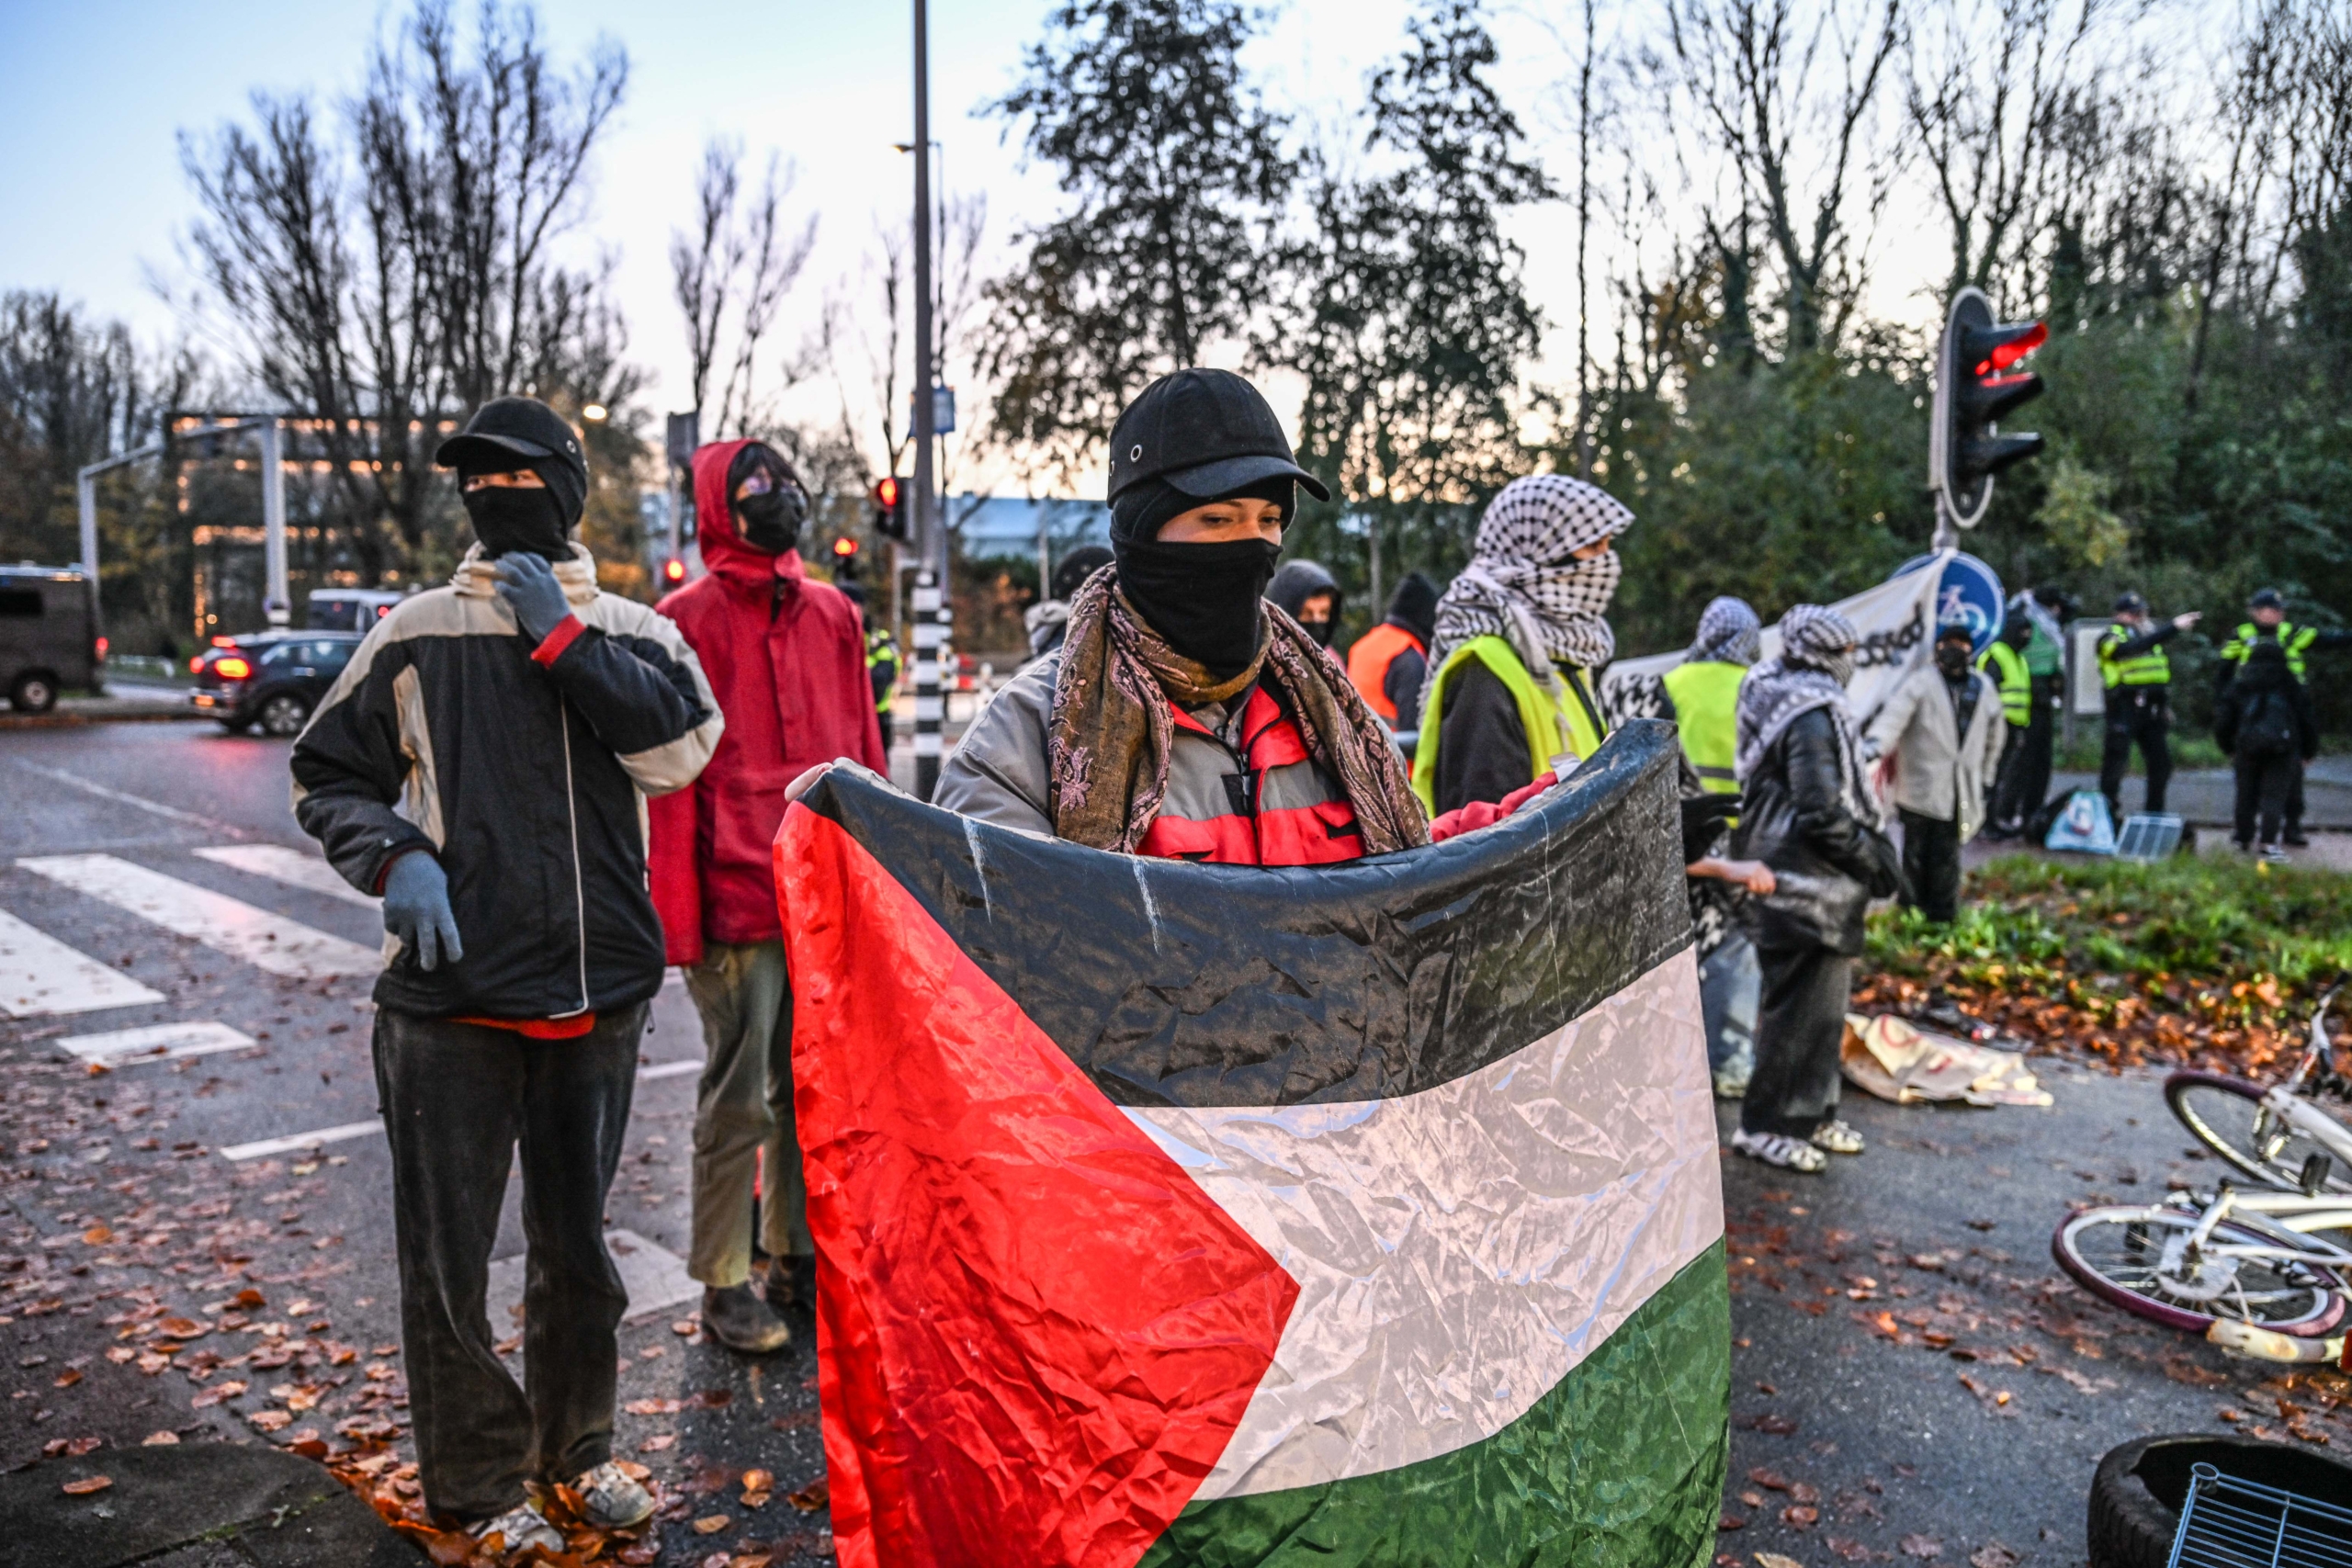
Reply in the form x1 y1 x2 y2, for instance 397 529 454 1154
1412 476 1634 817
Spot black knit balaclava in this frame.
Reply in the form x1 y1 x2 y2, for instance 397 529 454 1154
1109 476 1292 680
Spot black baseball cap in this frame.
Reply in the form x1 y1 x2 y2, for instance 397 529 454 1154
1105 369 1331 504
2250 587 2285 610
435 396 587 484
2114 591 2148 615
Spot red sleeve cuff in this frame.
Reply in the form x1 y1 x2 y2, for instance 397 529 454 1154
1428 771 1559 843
530 614 586 667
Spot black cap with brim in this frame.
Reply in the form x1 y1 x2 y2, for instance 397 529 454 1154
434 430 557 470
1164 453 1332 502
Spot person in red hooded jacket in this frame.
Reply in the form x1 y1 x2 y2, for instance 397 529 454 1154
647 439 887 1354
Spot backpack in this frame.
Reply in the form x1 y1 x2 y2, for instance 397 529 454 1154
2238 686 2297 758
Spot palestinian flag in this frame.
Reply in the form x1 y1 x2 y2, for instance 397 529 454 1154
775 722 1728 1568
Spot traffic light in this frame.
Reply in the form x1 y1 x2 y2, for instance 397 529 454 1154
831 536 860 581
662 557 686 586
872 475 909 543
1931 286 2047 529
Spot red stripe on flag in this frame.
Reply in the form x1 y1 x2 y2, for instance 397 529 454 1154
775 805 1299 1568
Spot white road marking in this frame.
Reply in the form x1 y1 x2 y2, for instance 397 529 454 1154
57 1021 254 1066
11 761 246 837
220 1119 386 1162
215 1060 702 1160
193 844 379 908
487 1229 699 1331
17 854 380 980
0 908 165 1017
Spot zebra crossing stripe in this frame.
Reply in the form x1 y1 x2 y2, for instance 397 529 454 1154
194 844 379 908
218 1060 701 1160
17 854 380 981
56 1021 255 1066
0 908 165 1018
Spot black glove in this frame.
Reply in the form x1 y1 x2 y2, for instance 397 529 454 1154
382 851 463 971
492 551 572 644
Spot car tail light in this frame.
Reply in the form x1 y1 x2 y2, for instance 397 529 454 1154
94 637 107 662
213 657 253 680
188 656 204 673
211 636 238 648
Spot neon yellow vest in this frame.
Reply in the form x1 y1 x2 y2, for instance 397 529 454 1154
1661 660 1744 795
1977 639 2031 725
2222 622 2314 682
1410 637 1607 814
866 627 899 714
2098 624 2169 689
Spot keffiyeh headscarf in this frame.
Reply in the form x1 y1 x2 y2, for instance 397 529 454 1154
1423 476 1633 712
1734 604 1879 826
1689 596 1763 666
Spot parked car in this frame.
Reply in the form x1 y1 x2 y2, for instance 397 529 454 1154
0 563 102 714
189 631 360 736
306 589 403 633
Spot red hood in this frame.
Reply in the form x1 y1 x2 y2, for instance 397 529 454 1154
692 438 807 594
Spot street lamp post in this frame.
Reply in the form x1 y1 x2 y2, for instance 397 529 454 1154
910 0 947 801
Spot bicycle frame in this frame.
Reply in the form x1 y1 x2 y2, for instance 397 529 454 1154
2244 989 2352 1177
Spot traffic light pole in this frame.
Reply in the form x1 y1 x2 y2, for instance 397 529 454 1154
910 0 945 803
1931 492 1960 554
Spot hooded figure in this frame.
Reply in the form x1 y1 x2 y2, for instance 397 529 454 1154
1728 604 1901 1177
1266 558 1344 649
2216 637 2317 855
646 438 888 1355
933 368 1427 865
1023 545 1114 665
1347 571 1440 730
1412 475 1632 816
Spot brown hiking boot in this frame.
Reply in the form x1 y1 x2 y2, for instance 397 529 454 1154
702 1281 791 1354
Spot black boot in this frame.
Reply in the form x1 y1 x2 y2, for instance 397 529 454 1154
763 1254 819 1311
702 1282 791 1354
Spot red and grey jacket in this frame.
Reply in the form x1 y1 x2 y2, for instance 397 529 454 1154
292 545 724 1020
933 653 1364 867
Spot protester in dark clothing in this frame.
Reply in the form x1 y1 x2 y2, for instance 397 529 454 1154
1730 605 1902 1176
1348 571 1438 732
1023 545 1116 665
648 439 888 1355
931 369 1426 865
1267 558 1343 650
2098 591 2200 820
1413 477 1630 817
2216 638 2318 858
2218 588 2352 844
292 396 723 1551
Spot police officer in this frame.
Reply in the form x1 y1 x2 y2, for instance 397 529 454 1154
1977 614 2033 836
2098 591 2200 821
838 583 900 752
2218 588 2352 845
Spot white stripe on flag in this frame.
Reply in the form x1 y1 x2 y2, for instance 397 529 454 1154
57 1021 255 1066
194 844 380 908
0 908 165 1017
17 854 380 980
1124 948 1723 1501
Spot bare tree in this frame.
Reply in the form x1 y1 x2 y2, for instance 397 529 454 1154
667 139 819 438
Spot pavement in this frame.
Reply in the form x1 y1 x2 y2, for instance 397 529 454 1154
0 717 2339 1568
1 687 197 730
2051 758 2352 829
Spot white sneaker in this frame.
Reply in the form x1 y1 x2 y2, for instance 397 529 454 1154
1732 1128 1827 1173
572 1459 656 1529
1810 1120 1866 1156
2263 844 2290 863
472 1501 564 1554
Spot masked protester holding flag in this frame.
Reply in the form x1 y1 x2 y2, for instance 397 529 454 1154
931 368 1426 865
1412 476 1630 816
1729 605 1902 1174
291 397 724 1553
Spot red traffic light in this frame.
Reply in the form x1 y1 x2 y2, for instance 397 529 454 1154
663 558 686 584
872 476 900 509
1970 320 2046 377
832 537 859 558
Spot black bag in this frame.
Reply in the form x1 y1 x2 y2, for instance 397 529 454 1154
1748 868 1871 955
2239 688 2297 758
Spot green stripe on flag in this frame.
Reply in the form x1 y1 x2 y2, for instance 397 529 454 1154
1138 1240 1730 1568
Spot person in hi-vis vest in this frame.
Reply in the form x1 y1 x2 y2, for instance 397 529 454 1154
1412 476 1628 818
2097 591 2200 821
2217 587 2352 845
1976 614 2033 836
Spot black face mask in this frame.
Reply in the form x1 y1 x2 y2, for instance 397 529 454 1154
1298 614 1335 649
735 489 804 555
463 485 569 560
1112 536 1280 680
1935 643 1972 678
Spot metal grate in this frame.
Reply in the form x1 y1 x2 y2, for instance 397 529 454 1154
2171 1461 2352 1568
2116 812 2186 863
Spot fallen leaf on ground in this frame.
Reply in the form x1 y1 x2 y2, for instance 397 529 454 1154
1971 1545 2020 1568
639 1434 676 1454
786 1479 829 1512
53 1369 82 1388
1747 1468 1791 1491
1901 1534 1944 1558
1719 1515 1747 1531
62 1476 112 1495
1756 1553 1805 1568
142 1431 179 1446
82 1225 112 1245
694 1514 731 1534
248 1410 293 1432
1781 1506 1819 1529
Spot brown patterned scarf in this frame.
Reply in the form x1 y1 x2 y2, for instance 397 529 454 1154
1046 567 1430 855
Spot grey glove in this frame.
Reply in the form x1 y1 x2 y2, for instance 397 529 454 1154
382 851 463 971
492 551 572 644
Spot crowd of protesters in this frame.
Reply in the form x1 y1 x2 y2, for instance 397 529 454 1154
287 367 2347 1545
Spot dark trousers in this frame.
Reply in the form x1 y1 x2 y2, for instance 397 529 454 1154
2288 761 2307 838
1741 943 1853 1138
2100 693 2173 818
372 1006 644 1523
1988 688 2054 831
2234 751 2298 847
1898 807 1962 924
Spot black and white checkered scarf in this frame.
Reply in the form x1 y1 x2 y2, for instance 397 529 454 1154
1422 476 1632 711
1734 604 1880 827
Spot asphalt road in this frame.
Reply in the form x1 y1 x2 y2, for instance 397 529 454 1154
0 719 2330 1568
0 721 830 1563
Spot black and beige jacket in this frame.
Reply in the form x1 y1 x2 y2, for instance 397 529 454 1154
292 545 724 1021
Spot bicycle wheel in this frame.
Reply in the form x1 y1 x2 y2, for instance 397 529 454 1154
2166 1070 2352 1193
2052 1206 2347 1337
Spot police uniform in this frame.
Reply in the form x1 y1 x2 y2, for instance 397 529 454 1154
2218 613 2352 842
2098 612 2184 818
1976 629 2032 833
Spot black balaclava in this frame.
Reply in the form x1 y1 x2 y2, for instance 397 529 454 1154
1386 571 1440 645
729 444 808 555
1110 476 1290 680
1935 633 1973 679
1049 545 1114 604
461 461 575 560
